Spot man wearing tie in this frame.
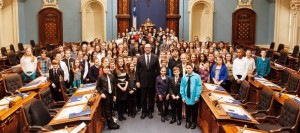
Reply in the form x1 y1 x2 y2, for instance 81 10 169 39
180 63 202 129
136 44 160 119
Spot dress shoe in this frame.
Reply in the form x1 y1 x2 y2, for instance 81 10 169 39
169 119 176 124
108 122 120 130
121 116 126 120
185 122 191 129
164 117 169 121
148 113 153 119
177 120 181 126
118 117 123 121
191 123 197 129
137 109 141 112
141 113 147 119
131 113 136 118
161 117 165 122
128 113 132 117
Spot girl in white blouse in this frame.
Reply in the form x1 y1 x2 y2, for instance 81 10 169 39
20 47 37 80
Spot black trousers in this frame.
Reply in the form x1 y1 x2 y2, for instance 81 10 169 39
116 100 126 117
186 102 199 123
141 87 155 114
101 93 114 122
136 88 141 110
50 85 63 101
170 97 182 120
158 97 169 117
128 92 137 114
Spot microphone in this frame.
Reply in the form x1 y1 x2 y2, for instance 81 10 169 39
274 60 278 63
85 96 93 107
293 95 298 100
15 90 24 99
208 89 215 96
4 97 14 108
239 125 248 133
278 88 286 98
212 97 223 107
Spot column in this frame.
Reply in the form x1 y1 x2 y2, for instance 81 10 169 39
290 1 300 49
166 0 181 37
0 0 3 47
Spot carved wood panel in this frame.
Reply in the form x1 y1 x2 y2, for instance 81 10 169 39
38 8 63 46
116 0 130 33
167 0 180 37
232 8 256 46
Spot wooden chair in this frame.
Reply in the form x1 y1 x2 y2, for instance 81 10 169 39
9 44 16 53
266 49 274 60
276 69 291 87
1 47 7 56
7 52 20 66
3 74 23 95
39 88 65 116
22 99 56 132
59 76 71 102
284 74 300 95
278 51 288 65
18 43 25 51
30 40 36 48
288 45 299 68
244 88 274 118
277 44 285 53
270 42 275 50
256 99 300 133
231 80 250 103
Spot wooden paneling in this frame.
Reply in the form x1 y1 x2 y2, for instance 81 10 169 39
116 0 130 33
166 0 180 37
39 8 63 46
232 8 256 46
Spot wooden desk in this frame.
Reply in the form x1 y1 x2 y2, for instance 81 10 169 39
0 92 37 133
198 84 259 133
49 85 104 133
0 78 5 99
248 77 282 103
272 92 300 116
18 77 50 100
221 125 267 133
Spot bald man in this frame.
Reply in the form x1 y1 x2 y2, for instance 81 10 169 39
136 44 160 119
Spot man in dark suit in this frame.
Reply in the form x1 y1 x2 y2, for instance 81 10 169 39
136 44 160 119
49 60 64 101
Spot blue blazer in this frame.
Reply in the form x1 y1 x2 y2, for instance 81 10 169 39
156 76 170 97
180 72 202 105
210 64 228 82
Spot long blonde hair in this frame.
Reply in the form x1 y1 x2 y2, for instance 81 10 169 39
24 47 35 62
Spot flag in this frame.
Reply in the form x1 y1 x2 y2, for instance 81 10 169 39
132 1 137 29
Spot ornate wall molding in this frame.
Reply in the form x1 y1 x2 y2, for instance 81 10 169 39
188 0 214 41
81 0 107 41
290 0 300 49
42 0 59 9
236 0 253 10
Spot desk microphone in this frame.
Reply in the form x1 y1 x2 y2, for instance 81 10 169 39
293 95 298 100
239 125 247 133
274 60 278 63
15 90 24 99
278 88 286 98
85 96 93 107
4 97 13 108
213 97 223 107
208 89 215 96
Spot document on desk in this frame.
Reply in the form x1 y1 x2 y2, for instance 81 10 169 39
23 76 47 88
204 83 225 91
76 83 96 92
211 93 241 104
55 105 85 120
0 105 8 112
236 126 263 133
221 104 251 121
0 96 14 106
66 94 92 107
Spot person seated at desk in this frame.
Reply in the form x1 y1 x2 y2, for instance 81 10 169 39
96 66 120 130
20 47 37 81
211 56 228 89
256 50 271 77
49 60 64 101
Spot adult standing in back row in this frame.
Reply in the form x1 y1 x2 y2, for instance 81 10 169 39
136 44 160 120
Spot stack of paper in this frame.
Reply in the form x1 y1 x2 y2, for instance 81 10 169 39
23 76 47 88
55 105 85 120
211 93 241 104
204 83 225 91
0 105 8 111
66 94 92 106
0 97 14 106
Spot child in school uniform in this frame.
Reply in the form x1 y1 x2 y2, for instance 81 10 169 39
127 62 137 118
71 59 82 94
180 63 202 129
169 66 182 125
96 66 120 130
156 67 170 122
